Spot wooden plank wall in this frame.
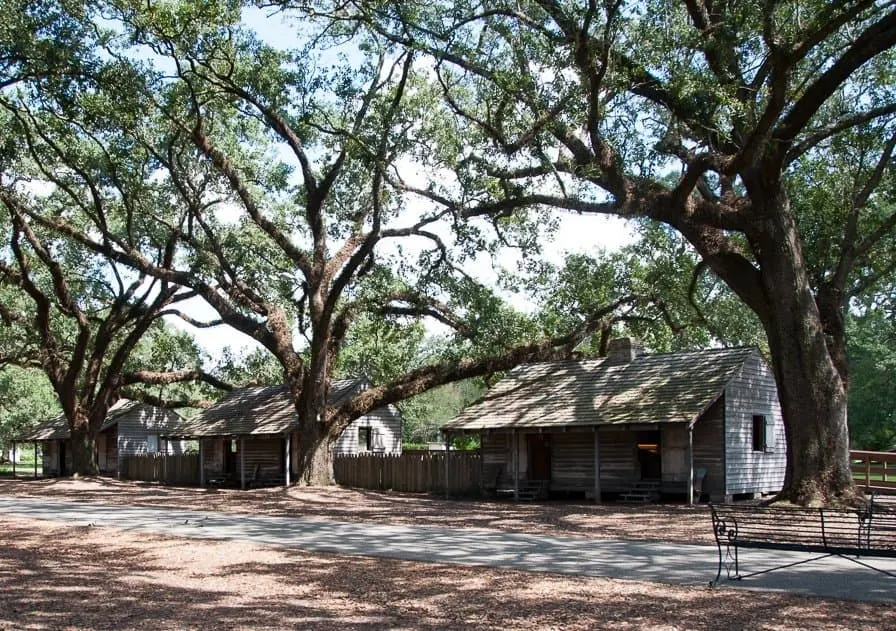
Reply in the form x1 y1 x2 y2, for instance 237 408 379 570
201 438 225 477
692 398 725 500
334 451 481 496
599 430 638 492
551 432 594 491
101 426 118 474
117 405 189 458
241 437 284 483
119 453 200 484
332 405 403 456
40 442 58 476
724 352 786 496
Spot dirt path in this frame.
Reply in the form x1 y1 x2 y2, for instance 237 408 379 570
1 478 892 630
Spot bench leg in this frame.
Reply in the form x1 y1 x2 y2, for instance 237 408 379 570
710 541 740 586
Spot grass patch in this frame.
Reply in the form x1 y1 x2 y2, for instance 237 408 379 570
0 461 42 476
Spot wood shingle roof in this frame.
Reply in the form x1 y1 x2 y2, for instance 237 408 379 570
442 347 759 431
17 400 178 441
163 379 364 437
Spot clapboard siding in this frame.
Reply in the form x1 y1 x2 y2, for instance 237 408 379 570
724 353 786 495
551 432 594 490
692 397 725 499
599 430 638 491
117 405 187 458
332 405 402 456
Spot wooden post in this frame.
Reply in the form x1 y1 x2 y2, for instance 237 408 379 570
687 425 694 505
33 441 38 478
593 428 601 504
199 440 205 487
443 432 450 499
11 440 16 478
240 437 246 490
284 433 291 487
162 438 168 484
865 455 871 492
513 429 519 501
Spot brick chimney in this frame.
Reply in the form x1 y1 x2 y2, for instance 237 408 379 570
604 337 643 366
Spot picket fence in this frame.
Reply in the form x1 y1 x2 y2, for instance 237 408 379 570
334 451 482 496
119 452 200 485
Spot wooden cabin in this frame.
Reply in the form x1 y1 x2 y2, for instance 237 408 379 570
17 400 187 477
162 379 402 488
442 339 786 503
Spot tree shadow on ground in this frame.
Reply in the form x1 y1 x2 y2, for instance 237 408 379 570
0 518 888 630
0 477 713 544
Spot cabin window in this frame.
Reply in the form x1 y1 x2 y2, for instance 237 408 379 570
358 427 372 452
146 434 159 454
752 415 767 452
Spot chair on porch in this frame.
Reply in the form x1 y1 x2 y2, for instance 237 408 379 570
692 467 707 503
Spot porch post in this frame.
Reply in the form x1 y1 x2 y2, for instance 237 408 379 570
443 431 450 499
199 440 205 487
513 429 519 501
240 437 246 490
33 441 38 478
687 425 694 505
284 433 291 487
162 438 168 484
593 427 601 504
11 440 16 478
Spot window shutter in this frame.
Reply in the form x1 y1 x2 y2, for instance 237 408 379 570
764 420 776 453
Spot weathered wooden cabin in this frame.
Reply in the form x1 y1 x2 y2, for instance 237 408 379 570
16 400 187 477
162 379 402 488
442 339 786 503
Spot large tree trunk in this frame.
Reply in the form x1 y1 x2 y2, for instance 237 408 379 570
296 419 335 486
754 199 857 505
68 413 98 476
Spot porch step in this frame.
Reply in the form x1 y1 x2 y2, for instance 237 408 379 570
496 479 549 501
620 479 661 503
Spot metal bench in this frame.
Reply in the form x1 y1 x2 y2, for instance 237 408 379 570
709 498 896 585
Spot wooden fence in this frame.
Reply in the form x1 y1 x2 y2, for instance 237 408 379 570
851 449 896 495
119 453 200 485
334 451 482 496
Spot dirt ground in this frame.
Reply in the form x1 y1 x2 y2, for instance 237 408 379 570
0 477 712 544
0 478 892 630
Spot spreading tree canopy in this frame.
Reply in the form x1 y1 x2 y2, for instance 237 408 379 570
311 0 896 503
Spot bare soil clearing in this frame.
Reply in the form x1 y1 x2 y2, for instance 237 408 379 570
0 478 890 630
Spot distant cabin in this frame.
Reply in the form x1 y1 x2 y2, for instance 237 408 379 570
17 400 187 477
163 379 402 488
442 339 786 503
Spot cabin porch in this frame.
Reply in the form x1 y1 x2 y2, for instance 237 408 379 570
464 422 711 504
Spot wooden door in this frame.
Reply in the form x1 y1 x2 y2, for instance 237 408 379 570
637 430 661 479
527 434 551 481
224 439 238 476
